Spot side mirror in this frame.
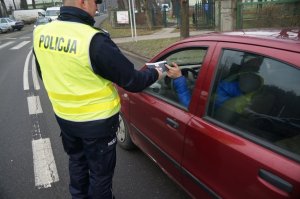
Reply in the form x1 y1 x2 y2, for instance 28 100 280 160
38 12 45 17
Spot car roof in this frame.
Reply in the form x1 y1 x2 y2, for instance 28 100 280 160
181 29 300 53
46 7 60 10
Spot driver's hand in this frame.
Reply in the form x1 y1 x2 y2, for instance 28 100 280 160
166 62 182 79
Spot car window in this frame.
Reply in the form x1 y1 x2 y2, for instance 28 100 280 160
1 18 6 23
46 10 60 16
144 48 207 109
7 18 13 22
207 49 300 159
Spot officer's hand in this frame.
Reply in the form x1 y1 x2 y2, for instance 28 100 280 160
166 62 182 79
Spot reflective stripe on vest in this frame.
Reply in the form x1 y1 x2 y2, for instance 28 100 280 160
33 21 120 121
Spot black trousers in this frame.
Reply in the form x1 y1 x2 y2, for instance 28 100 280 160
61 131 117 199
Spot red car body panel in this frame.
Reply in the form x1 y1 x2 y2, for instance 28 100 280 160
117 30 300 198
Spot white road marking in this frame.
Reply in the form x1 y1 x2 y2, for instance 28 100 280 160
23 51 60 188
11 40 30 50
23 50 32 90
27 95 43 115
0 41 14 49
20 37 31 39
31 56 40 90
32 138 59 189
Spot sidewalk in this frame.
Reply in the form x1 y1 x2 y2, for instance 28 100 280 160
112 27 214 44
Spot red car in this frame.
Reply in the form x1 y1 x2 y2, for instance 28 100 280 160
116 29 300 199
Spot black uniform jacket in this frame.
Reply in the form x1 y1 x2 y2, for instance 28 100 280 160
34 6 159 138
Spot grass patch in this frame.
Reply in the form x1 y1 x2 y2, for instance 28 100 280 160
99 18 180 58
117 37 180 59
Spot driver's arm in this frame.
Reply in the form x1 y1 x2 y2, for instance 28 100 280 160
166 62 191 107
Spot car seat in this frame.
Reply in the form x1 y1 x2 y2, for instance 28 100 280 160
214 72 264 124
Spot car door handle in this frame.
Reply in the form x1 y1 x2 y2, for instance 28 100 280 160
166 118 179 129
258 169 293 194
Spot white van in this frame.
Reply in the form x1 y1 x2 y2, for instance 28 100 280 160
45 7 60 21
13 9 46 24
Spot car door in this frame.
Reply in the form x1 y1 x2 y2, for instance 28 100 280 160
126 42 216 188
181 42 300 198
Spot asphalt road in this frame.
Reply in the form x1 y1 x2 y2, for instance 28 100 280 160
0 21 190 199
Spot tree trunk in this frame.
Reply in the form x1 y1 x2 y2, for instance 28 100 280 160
0 0 8 17
118 0 125 10
144 0 153 30
180 0 189 38
32 0 36 9
170 0 176 17
136 0 142 13
12 0 16 10
20 0 28 9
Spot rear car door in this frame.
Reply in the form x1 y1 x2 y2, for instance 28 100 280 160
125 42 216 189
181 42 300 198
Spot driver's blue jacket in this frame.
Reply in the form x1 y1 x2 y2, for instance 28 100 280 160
173 76 191 107
173 77 241 108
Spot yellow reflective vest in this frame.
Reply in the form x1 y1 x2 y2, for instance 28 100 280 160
33 21 120 122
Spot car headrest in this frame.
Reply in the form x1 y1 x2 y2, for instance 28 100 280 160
238 72 263 93
240 57 263 73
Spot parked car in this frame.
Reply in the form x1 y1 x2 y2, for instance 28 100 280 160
0 22 10 33
161 3 170 12
116 29 300 199
34 17 51 28
45 7 60 21
0 17 24 31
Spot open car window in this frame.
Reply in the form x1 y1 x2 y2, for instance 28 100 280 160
144 48 208 109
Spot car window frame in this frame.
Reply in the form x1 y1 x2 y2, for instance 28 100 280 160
203 42 300 163
142 42 216 113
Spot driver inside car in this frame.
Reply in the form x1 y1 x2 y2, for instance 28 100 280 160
166 62 243 108
166 60 263 111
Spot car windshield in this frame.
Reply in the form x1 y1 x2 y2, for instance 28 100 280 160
6 18 14 22
37 18 49 23
46 10 59 16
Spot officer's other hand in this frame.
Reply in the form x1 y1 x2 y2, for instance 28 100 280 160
166 62 182 79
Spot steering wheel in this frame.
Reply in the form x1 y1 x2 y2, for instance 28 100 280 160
166 68 198 98
181 68 198 80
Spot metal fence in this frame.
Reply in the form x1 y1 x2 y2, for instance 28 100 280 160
193 0 215 30
237 0 300 29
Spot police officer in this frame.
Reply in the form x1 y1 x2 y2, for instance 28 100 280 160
33 0 163 198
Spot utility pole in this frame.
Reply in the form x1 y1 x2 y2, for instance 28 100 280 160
180 0 189 39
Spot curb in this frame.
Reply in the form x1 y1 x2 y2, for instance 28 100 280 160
120 48 150 62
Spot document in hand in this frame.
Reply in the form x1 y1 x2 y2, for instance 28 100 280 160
146 61 168 72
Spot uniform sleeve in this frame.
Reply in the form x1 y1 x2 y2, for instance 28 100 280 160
89 33 159 92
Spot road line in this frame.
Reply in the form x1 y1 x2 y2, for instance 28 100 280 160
11 40 30 50
23 50 60 189
31 56 40 90
32 138 59 189
0 41 14 49
23 50 32 90
27 95 43 115
20 37 31 39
